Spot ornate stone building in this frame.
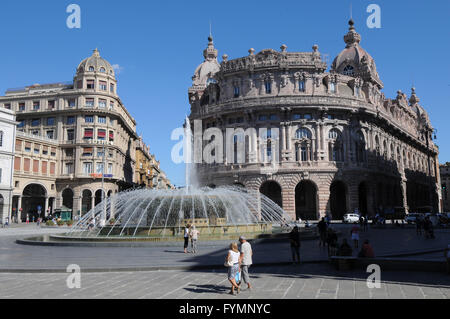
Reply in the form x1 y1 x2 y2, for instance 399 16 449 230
0 107 16 223
0 49 138 221
188 20 441 220
440 163 450 212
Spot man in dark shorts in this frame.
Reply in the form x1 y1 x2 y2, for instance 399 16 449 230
184 224 190 253
289 226 301 264
317 218 328 247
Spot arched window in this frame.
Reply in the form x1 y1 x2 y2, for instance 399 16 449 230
295 128 312 140
99 67 106 73
89 66 95 72
328 129 343 162
295 128 312 162
355 131 366 163
265 81 272 94
343 65 354 76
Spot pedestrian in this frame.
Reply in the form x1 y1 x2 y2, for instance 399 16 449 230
183 224 190 253
337 238 353 256
225 242 241 295
350 223 360 249
358 240 375 258
317 217 328 247
26 214 29 224
445 244 450 274
326 228 338 257
289 226 301 264
36 217 41 227
416 216 422 236
239 236 253 291
363 216 368 231
189 225 200 253
359 216 364 231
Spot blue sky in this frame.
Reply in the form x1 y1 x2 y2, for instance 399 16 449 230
0 0 449 187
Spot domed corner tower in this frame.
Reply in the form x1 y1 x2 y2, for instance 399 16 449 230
331 19 383 90
188 36 221 112
73 48 118 96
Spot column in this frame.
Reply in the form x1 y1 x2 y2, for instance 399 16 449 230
18 195 22 223
44 197 49 217
91 196 95 212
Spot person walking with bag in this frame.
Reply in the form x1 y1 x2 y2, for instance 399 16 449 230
225 243 241 295
189 225 200 254
239 236 253 291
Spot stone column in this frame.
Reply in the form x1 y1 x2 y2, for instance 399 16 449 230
18 196 22 223
44 197 49 217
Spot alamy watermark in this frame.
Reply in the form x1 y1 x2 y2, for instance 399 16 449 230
66 264 81 289
66 4 81 29
367 264 381 289
366 4 381 29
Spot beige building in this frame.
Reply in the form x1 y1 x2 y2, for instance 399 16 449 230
135 137 174 189
188 20 441 220
0 49 138 221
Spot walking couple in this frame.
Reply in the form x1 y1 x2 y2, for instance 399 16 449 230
224 236 253 296
183 224 200 254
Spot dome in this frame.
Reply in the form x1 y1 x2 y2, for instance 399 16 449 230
332 20 383 89
77 49 115 76
191 37 220 87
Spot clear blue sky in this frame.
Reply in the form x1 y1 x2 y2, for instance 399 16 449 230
0 0 449 187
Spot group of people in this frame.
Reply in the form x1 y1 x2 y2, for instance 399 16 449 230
183 224 200 254
416 216 435 239
224 236 253 295
317 217 375 258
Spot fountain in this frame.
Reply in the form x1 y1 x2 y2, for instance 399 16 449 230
47 117 292 243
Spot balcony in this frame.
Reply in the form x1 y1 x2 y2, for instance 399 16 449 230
17 131 58 144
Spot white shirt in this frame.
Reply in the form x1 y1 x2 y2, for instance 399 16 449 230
240 242 253 266
190 229 199 240
229 250 240 264
184 228 189 238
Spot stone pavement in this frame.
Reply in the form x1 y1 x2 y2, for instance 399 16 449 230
0 263 448 299
0 224 448 272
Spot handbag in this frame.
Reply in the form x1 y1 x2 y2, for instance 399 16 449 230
224 255 234 267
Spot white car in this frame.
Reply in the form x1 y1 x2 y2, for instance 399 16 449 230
343 214 361 224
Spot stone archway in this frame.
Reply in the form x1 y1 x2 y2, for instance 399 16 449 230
81 190 92 215
330 181 347 220
95 190 106 206
260 181 282 208
62 188 74 210
22 184 47 221
295 180 318 220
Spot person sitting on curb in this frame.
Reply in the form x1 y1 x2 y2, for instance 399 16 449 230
358 240 375 258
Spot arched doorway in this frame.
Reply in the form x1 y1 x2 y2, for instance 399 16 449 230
330 181 347 220
260 181 282 208
295 181 317 220
62 188 74 210
358 182 368 216
95 190 105 206
81 190 92 215
22 184 47 221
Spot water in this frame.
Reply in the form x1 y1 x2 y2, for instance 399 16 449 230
67 186 291 239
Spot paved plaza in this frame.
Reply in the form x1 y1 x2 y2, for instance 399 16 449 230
0 224 449 299
0 263 449 299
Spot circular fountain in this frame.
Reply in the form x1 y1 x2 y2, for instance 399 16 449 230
54 186 290 242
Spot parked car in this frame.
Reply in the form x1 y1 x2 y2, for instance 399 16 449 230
404 213 422 224
343 214 361 224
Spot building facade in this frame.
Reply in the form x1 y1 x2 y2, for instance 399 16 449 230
441 163 450 212
188 20 441 220
0 49 138 221
135 137 175 189
0 107 16 223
